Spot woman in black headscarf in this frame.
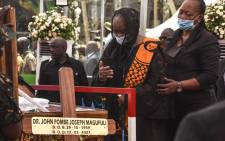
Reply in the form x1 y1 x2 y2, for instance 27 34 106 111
92 7 174 141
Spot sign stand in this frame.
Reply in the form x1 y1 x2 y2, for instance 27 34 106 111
59 67 78 141
22 67 116 141
0 7 18 101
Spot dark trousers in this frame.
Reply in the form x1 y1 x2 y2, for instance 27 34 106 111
137 116 174 141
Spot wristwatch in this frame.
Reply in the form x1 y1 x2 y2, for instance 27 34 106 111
177 81 183 92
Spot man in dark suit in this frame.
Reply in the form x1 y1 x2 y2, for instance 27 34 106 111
174 100 225 141
37 37 90 106
216 59 225 101
84 41 100 84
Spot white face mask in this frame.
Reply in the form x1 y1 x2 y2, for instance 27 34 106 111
115 35 125 45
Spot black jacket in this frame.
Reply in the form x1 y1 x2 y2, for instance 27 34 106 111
175 100 225 141
92 39 174 119
164 26 219 120
37 55 89 104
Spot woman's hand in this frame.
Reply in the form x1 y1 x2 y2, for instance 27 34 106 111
98 61 114 81
156 78 178 95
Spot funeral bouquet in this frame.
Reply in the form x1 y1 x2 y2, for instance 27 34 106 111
205 0 225 39
28 9 78 41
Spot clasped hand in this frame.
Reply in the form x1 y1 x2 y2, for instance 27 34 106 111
98 61 114 81
156 77 178 95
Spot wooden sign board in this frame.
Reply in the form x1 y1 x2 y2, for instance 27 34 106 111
0 7 18 100
22 68 116 141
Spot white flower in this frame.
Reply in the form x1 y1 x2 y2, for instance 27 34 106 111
68 19 72 24
39 13 46 17
219 12 223 16
54 17 60 23
48 31 52 37
75 7 81 15
28 9 79 40
40 25 46 31
60 23 64 28
52 12 60 17
28 22 32 31
52 27 59 31
218 6 223 10
76 27 80 32
216 10 220 14
47 17 52 23
63 23 68 27
72 1 78 7
205 1 225 39
45 22 50 27
31 30 38 38
44 37 49 40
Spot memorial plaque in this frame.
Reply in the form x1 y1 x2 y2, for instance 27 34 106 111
32 117 108 135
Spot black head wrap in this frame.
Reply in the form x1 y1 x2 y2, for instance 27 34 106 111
111 8 140 47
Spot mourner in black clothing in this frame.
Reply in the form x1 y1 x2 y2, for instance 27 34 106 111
159 28 174 48
157 0 219 139
37 37 90 106
92 8 174 141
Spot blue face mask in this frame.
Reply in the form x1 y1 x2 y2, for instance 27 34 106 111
178 18 194 30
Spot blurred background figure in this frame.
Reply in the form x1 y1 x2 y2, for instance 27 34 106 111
23 50 36 74
17 37 29 55
159 28 174 48
17 37 29 74
17 36 36 85
84 41 100 84
17 51 24 74
77 46 86 63
103 21 112 49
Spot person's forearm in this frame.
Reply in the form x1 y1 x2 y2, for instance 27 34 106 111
180 78 200 91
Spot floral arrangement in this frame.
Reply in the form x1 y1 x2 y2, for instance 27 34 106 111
28 7 81 41
68 0 81 42
205 0 225 39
